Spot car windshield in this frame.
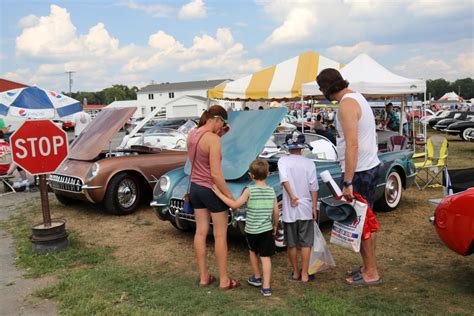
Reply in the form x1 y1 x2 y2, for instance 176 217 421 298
176 120 197 135
260 133 338 161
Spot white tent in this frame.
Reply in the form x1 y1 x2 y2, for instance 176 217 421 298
301 53 426 97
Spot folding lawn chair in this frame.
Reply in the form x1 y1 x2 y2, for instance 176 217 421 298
387 135 408 151
0 151 16 196
415 135 448 190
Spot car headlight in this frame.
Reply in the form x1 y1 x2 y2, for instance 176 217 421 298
159 175 170 193
86 163 100 181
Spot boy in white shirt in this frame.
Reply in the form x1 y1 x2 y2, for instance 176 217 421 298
278 133 319 283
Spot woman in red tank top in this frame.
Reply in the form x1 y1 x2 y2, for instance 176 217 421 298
188 105 240 290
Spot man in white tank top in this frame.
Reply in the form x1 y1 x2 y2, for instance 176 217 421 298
317 68 382 286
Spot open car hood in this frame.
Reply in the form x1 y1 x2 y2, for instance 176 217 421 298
69 107 136 160
185 108 286 180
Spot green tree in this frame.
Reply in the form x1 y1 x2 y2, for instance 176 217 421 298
426 78 451 100
450 78 474 100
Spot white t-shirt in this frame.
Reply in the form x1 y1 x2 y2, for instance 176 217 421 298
73 111 91 136
335 92 380 172
278 154 319 223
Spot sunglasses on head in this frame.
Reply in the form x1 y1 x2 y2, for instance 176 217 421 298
213 115 228 126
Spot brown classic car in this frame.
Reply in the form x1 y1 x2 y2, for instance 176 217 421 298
49 107 187 215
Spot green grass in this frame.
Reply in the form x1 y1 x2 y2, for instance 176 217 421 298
1 211 113 278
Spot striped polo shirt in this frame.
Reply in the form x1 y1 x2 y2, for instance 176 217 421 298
245 185 276 234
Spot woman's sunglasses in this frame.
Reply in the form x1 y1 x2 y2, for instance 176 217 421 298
213 115 228 126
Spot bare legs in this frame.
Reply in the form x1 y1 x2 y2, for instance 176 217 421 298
194 209 230 287
249 251 272 289
288 247 311 282
346 234 380 283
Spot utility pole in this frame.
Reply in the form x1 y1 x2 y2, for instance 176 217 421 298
65 71 76 96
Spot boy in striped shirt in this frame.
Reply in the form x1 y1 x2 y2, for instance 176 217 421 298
213 160 278 296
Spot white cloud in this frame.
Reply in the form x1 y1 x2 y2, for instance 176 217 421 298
326 41 393 60
115 0 172 17
178 0 207 20
17 14 40 28
261 7 316 48
407 0 472 17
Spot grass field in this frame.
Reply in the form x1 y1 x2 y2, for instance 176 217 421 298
2 132 473 315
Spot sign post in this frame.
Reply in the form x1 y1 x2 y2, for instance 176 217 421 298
10 120 70 253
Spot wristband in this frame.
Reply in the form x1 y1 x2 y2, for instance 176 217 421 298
343 181 352 187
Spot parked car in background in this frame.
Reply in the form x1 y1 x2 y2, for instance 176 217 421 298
420 110 448 125
49 108 187 215
62 119 75 131
429 111 465 128
433 112 474 131
151 109 416 246
468 130 474 142
444 117 474 141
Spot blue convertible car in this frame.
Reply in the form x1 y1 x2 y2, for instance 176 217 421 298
151 109 416 246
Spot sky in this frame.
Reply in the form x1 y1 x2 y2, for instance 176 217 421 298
0 0 473 92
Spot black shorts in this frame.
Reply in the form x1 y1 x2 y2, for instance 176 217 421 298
189 182 229 213
341 165 379 209
246 230 276 257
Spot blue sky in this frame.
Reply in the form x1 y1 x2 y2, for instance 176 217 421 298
1 0 473 92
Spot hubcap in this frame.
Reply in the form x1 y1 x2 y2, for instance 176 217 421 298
385 174 400 206
117 179 137 208
464 128 474 140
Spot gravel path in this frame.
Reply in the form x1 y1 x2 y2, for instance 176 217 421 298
0 191 57 316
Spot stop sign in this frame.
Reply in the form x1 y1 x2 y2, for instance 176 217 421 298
10 120 68 175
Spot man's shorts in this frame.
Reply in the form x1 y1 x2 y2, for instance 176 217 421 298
189 183 229 213
246 230 276 257
342 165 380 240
284 220 314 248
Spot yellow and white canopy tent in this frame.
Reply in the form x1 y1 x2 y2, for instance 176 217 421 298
208 51 343 101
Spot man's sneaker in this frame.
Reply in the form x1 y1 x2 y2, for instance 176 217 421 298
261 287 272 297
247 275 262 287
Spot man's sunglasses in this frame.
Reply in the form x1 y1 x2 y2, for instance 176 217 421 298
213 115 228 126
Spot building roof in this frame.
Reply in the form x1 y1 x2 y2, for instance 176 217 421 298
139 79 231 93
0 78 28 92
83 104 107 109
187 95 208 102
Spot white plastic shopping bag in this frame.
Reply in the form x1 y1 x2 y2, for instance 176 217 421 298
309 222 336 274
329 199 368 253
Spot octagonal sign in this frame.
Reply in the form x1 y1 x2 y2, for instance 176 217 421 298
10 120 69 175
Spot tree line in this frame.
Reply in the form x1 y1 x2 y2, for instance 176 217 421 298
426 78 473 100
64 78 473 105
65 84 138 105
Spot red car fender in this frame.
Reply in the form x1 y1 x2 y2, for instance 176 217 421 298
434 188 474 256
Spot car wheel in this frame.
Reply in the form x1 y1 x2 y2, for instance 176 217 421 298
55 193 78 205
461 128 474 141
104 172 141 215
274 200 286 248
375 170 403 212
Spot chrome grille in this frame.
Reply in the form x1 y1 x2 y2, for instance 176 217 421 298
49 174 83 193
169 198 232 223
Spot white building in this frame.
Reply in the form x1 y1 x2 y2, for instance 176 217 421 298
137 79 242 117
165 95 210 119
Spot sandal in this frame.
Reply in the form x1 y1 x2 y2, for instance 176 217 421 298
219 278 241 290
346 266 362 276
199 274 216 287
299 274 316 284
289 270 301 281
345 272 383 286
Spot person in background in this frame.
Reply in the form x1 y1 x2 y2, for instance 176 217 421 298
384 102 400 132
213 160 278 296
72 110 91 138
317 68 382 286
187 105 239 290
278 133 318 283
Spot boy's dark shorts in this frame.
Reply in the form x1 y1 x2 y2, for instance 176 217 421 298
190 182 229 213
246 230 276 257
284 220 314 248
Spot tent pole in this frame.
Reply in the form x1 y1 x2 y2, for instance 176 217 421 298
399 96 406 136
301 95 304 134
